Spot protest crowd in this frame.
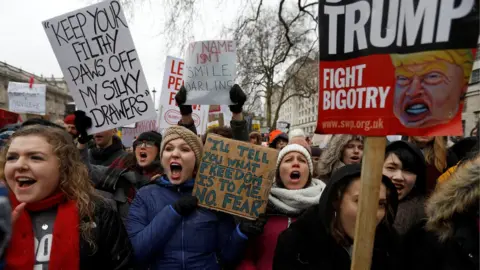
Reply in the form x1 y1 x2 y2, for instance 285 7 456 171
0 84 478 270
0 0 479 270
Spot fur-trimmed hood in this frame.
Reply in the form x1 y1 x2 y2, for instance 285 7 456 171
426 158 480 242
316 135 363 180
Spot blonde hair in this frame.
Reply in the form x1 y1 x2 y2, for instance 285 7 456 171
410 136 448 172
0 125 102 249
390 49 473 84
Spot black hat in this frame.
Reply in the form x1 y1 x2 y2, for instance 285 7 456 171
134 131 162 150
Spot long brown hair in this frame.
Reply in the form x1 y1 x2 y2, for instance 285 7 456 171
0 125 102 249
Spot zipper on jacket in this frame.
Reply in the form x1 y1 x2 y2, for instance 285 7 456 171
182 219 185 270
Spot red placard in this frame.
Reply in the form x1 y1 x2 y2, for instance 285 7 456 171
316 1 479 136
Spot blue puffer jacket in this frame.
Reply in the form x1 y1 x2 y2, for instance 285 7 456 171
126 176 248 269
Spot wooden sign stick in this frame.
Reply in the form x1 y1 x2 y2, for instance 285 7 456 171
351 136 387 270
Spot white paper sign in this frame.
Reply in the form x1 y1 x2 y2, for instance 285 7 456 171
183 40 236 105
159 56 209 134
42 0 156 134
121 119 157 147
8 82 46 115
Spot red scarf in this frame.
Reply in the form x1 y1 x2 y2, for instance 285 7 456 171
6 192 80 270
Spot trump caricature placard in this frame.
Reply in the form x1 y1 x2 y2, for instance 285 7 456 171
316 0 479 136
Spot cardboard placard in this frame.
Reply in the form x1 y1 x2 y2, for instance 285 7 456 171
316 0 479 136
7 82 46 115
184 40 236 105
159 56 209 134
193 134 278 220
43 0 156 134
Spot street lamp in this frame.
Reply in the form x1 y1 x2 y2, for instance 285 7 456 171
152 87 157 109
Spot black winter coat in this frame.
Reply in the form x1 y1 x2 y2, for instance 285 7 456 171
273 164 399 270
80 199 133 269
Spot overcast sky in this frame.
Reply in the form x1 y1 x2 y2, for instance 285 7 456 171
0 0 253 107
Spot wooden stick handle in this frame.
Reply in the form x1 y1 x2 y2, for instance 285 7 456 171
351 136 387 270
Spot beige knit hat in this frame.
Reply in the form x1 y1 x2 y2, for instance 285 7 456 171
160 126 203 168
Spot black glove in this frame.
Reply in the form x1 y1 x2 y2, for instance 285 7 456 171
74 110 93 144
175 86 193 115
229 84 246 114
172 195 198 216
239 214 267 237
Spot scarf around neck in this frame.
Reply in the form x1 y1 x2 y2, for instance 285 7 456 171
6 192 80 270
269 178 326 215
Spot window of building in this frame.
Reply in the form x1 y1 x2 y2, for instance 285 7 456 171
470 69 480 84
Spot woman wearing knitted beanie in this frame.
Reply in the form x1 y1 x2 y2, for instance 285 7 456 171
237 144 326 270
126 126 250 269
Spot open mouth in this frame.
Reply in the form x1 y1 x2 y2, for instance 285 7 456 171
170 162 183 180
16 177 36 188
394 184 404 191
290 171 301 181
139 152 148 159
404 102 430 122
350 156 360 162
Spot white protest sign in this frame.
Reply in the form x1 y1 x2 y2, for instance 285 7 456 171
183 40 236 105
8 82 46 115
121 119 157 147
159 56 209 134
42 0 156 134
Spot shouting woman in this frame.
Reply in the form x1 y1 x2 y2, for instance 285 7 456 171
237 143 325 270
126 126 251 269
1 125 132 269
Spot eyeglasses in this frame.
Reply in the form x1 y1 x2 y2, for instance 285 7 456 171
133 140 156 148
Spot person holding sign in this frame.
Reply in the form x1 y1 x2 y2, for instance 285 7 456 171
273 164 399 270
126 126 251 269
176 84 249 142
2 125 132 269
237 143 326 270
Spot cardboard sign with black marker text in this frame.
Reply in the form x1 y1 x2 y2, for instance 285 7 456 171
43 0 156 134
193 134 278 220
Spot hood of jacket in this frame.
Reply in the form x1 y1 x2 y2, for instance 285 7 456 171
426 159 480 242
281 164 398 266
385 140 427 197
90 135 126 165
317 135 363 180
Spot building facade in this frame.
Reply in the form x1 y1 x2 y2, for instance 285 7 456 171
0 61 72 121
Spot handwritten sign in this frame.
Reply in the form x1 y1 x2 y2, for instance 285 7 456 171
193 134 278 219
7 82 46 115
159 56 209 133
184 40 236 105
43 0 156 134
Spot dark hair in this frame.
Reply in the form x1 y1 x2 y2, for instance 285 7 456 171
330 176 395 247
202 126 233 144
385 147 423 176
21 118 65 130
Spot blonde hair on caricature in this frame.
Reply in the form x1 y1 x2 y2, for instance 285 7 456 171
390 49 473 84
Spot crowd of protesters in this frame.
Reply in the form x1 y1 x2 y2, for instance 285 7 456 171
0 85 478 270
